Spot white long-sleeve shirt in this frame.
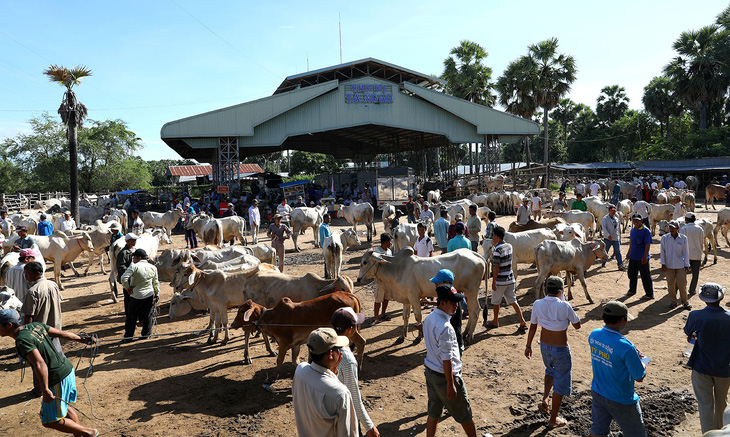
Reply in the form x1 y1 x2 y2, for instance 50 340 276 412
680 222 705 261
58 217 76 233
633 201 650 219
601 214 620 241
248 205 260 226
337 347 374 433
660 232 690 269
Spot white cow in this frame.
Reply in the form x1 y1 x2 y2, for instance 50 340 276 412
427 189 441 204
337 203 375 242
103 209 128 233
715 208 730 247
617 199 633 232
380 204 396 233
0 220 15 239
290 206 326 251
187 214 224 247
35 231 95 289
393 223 418 253
682 192 696 212
534 239 608 303
0 287 23 311
78 221 113 275
322 229 361 279
550 210 596 237
648 203 675 234
155 245 256 282
141 209 184 242
217 216 248 246
108 229 166 301
10 215 38 235
657 218 717 265
356 247 486 342
553 223 587 242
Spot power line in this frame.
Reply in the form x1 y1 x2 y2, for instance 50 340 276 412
169 0 278 77
0 95 250 112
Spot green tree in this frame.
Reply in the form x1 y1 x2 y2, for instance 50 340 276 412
496 58 538 166
552 98 580 151
145 159 196 186
642 76 683 138
596 85 630 125
664 25 730 129
43 64 92 220
289 151 346 175
717 5 730 28
78 119 143 192
442 40 496 106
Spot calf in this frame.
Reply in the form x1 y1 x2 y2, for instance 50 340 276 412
141 209 184 242
290 206 326 251
508 217 566 233
323 229 361 279
337 203 375 242
534 239 608 303
230 291 365 382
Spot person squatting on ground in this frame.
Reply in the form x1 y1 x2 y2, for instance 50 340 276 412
120 248 160 342
525 276 581 429
423 285 477 437
267 214 292 273
331 307 380 437
292 327 358 436
485 226 527 332
625 214 654 301
683 283 730 433
589 301 647 437
660 220 691 310
0 309 98 437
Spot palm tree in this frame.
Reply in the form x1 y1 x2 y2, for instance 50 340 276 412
642 76 682 138
43 65 92 221
664 25 729 129
442 40 496 106
496 58 538 167
596 85 630 125
552 98 579 152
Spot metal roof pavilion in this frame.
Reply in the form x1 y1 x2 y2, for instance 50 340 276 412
160 58 540 172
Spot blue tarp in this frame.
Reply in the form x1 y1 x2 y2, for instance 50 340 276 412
117 189 145 195
278 180 310 188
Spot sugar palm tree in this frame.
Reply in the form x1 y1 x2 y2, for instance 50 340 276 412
642 76 682 138
496 58 538 167
596 85 630 125
43 64 92 221
442 40 496 106
664 25 729 129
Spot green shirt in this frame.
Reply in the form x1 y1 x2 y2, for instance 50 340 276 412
16 323 72 387
447 235 472 252
121 259 160 299
571 200 587 211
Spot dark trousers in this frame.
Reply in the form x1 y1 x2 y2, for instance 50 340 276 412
125 295 154 338
688 259 701 294
185 229 198 248
451 305 463 352
628 259 653 297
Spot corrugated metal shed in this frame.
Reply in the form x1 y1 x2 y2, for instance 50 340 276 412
634 157 730 173
168 164 263 177
553 162 633 170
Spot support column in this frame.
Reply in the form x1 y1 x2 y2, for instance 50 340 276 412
217 137 240 190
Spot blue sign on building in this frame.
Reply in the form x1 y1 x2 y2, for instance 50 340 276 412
344 84 393 104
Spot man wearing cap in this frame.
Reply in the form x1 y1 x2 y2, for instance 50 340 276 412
116 233 138 304
0 309 98 437
516 197 531 225
108 221 124 247
525 276 581 429
421 201 434 225
486 226 527 332
684 283 730 432
601 204 625 271
466 205 481 251
447 214 469 241
268 214 292 273
625 214 654 301
434 209 449 254
292 196 305 208
37 214 54 236
7 248 39 302
58 212 76 234
121 248 160 341
571 193 587 212
423 284 477 437
660 220 691 310
447 222 471 252
292 327 358 436
680 212 705 296
588 301 647 437
331 308 380 437
248 199 260 244
424 269 465 352
129 210 144 235
12 226 35 252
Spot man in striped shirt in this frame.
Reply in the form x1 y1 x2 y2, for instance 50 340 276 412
484 226 527 332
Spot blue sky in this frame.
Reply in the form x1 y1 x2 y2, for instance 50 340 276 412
1 0 727 161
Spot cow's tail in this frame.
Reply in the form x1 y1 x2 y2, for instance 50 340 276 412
327 243 340 278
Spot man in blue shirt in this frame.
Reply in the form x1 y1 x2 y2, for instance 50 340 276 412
624 214 654 300
37 214 54 236
447 222 471 252
684 283 730 433
433 209 450 254
612 180 621 205
319 214 332 278
589 301 647 437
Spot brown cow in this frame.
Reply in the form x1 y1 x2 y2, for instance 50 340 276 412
508 217 565 233
705 184 728 210
231 291 365 382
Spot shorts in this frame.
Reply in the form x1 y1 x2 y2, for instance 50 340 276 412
590 390 646 437
492 283 517 305
540 343 572 396
375 283 388 303
425 367 473 423
40 370 77 424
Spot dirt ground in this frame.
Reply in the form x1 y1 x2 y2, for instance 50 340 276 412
2 207 728 436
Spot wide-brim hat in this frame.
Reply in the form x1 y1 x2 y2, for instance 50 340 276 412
699 283 726 303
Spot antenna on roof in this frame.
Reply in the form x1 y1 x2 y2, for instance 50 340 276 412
338 13 343 64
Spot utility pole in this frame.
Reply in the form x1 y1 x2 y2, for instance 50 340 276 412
338 14 343 64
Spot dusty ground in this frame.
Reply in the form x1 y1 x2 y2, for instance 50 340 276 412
2 207 728 436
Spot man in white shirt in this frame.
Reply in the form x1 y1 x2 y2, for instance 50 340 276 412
292 328 358 437
651 180 658 190
413 223 434 257
680 212 705 296
248 199 261 244
531 192 542 221
516 197 531 225
631 197 650 228
601 205 625 271
672 197 686 221
129 210 144 236
575 181 586 197
277 198 292 225
660 220 691 310
678 179 688 189
589 181 601 198
57 212 76 234
420 202 434 226
423 285 477 437
525 276 581 429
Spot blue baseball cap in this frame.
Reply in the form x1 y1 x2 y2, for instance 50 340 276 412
430 269 454 284
0 308 20 325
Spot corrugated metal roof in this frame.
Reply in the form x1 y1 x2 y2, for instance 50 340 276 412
279 180 310 187
169 164 262 176
553 162 633 170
